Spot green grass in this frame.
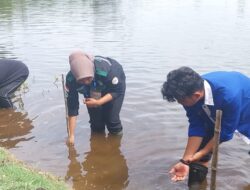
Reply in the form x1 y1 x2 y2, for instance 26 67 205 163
0 147 69 190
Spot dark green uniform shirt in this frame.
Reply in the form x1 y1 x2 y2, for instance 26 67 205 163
66 56 126 116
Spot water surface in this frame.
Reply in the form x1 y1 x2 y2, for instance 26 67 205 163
0 0 250 189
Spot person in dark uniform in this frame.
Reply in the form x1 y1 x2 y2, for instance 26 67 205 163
66 50 126 145
0 59 29 108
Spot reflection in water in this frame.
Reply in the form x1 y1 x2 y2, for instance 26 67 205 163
244 185 250 190
0 109 34 149
91 0 122 30
237 0 246 16
66 133 129 190
0 0 13 15
0 47 16 59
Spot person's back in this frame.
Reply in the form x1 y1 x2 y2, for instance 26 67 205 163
203 71 250 139
203 71 250 101
0 59 29 108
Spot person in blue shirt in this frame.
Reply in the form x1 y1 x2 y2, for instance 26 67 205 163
161 66 250 186
66 51 126 145
0 59 29 108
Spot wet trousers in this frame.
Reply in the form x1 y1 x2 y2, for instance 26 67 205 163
87 93 125 134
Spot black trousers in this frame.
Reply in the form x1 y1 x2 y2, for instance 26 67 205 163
0 75 28 108
87 93 125 134
197 126 214 162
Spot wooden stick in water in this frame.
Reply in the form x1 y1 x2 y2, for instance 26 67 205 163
62 74 70 138
210 110 222 190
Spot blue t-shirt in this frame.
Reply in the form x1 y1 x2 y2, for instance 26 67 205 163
185 71 250 142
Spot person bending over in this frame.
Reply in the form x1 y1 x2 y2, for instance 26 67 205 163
66 51 126 145
162 66 250 186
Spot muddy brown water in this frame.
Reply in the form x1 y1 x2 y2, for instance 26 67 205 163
0 0 250 189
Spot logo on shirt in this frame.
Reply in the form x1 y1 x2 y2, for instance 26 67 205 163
112 77 119 85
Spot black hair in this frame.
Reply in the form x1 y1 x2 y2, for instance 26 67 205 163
161 66 204 102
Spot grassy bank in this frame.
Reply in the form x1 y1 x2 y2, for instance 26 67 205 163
0 147 69 190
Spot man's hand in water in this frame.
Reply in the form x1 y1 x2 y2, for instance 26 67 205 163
169 162 189 181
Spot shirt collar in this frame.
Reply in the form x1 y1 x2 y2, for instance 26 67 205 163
204 80 214 106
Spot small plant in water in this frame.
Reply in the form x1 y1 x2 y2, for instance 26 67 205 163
53 75 60 88
19 82 29 94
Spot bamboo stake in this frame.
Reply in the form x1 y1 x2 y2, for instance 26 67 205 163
210 110 222 190
62 74 70 138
